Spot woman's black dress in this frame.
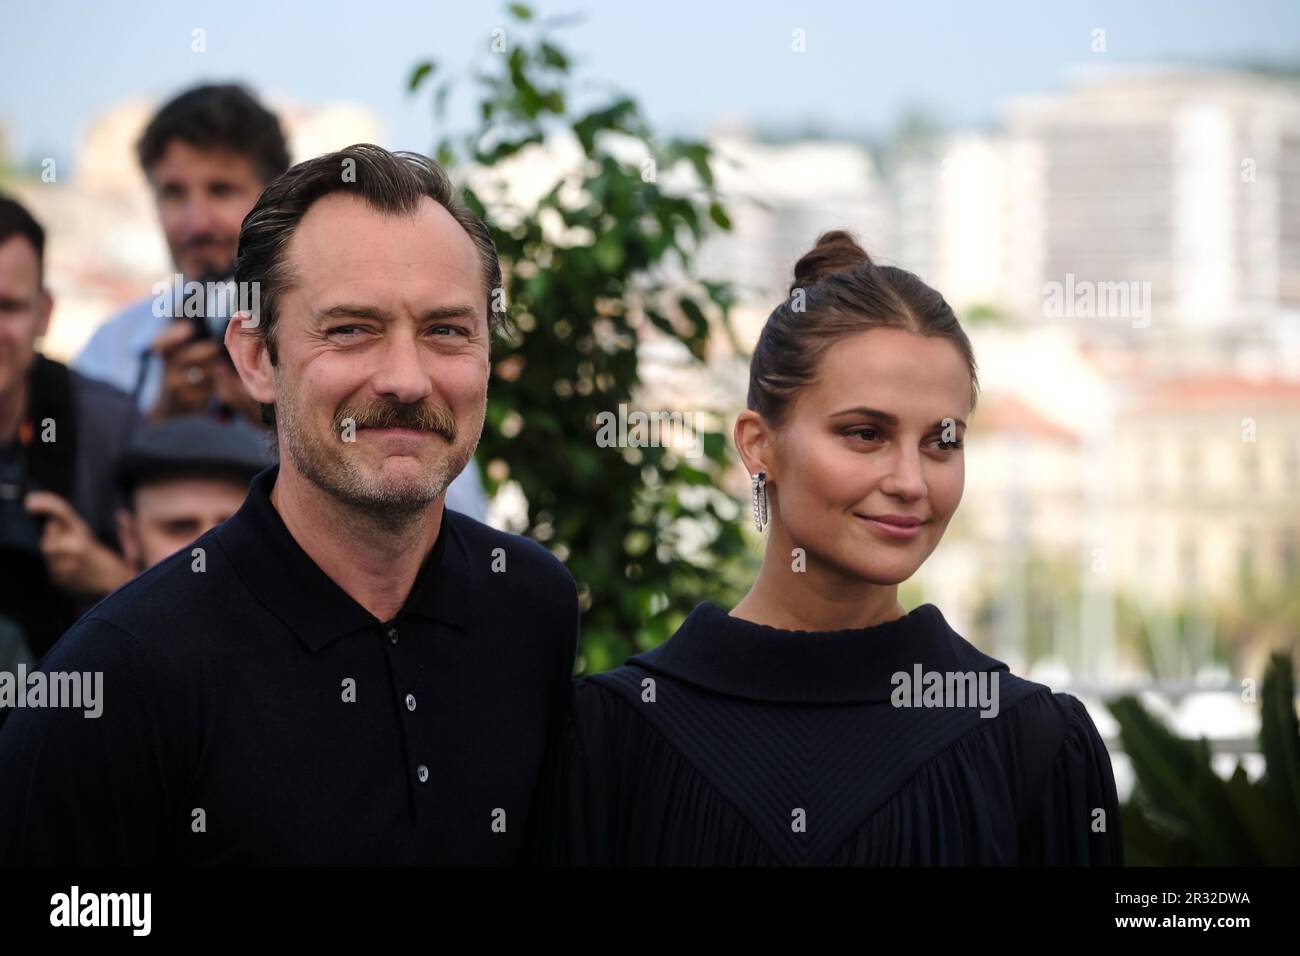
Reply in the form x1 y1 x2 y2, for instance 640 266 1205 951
532 601 1123 865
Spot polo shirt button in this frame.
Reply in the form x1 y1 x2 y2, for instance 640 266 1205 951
405 693 417 712
417 764 429 783
387 626 399 645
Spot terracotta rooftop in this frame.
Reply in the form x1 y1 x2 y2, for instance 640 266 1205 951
970 393 1080 445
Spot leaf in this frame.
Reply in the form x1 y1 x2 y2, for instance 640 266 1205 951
680 142 714 187
540 89 566 114
572 98 639 154
678 296 708 335
708 201 732 230
645 309 677 338
675 464 713 486
593 232 625 272
408 61 435 93
508 2 534 20
482 132 544 164
702 279 735 309
1261 652 1300 825
1222 761 1295 864
540 41 569 71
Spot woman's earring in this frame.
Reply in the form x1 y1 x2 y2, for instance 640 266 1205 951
751 470 769 533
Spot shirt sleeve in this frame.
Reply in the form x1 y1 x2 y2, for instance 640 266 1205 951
0 618 182 864
1018 692 1124 865
73 313 131 392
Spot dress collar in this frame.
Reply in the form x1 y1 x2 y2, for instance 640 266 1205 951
213 464 474 652
626 601 1007 704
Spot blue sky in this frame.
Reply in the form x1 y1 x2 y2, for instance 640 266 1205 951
2 0 1297 169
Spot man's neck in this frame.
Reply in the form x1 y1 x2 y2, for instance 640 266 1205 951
0 375 29 446
270 463 444 623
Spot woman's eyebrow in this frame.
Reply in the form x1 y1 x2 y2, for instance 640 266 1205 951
828 406 966 429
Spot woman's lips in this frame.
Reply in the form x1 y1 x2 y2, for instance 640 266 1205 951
854 514 927 540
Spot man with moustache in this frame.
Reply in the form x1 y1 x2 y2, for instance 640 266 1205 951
0 145 580 864
73 83 490 519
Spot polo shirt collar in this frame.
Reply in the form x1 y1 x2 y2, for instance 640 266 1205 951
626 601 1008 704
215 465 474 651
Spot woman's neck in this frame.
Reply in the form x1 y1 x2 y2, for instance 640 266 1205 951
729 520 905 632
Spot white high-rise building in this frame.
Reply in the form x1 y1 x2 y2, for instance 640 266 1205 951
1006 66 1300 332
885 132 1043 315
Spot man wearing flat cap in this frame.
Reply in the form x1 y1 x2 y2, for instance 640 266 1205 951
113 415 273 573
0 145 580 864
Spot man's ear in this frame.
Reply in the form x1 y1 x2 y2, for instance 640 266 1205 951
733 409 774 480
225 310 275 404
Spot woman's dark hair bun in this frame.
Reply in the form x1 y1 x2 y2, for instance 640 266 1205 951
790 229 873 294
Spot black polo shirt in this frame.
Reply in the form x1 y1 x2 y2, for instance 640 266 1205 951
0 465 579 864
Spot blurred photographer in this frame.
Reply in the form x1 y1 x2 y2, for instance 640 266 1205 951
0 196 137 660
74 83 290 425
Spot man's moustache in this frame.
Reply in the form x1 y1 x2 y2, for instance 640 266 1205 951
337 407 457 440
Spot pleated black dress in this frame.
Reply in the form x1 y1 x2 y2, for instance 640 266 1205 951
531 601 1123 865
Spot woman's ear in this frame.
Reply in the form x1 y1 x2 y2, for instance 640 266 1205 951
734 409 773 479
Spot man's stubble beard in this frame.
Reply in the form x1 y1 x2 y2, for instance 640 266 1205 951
275 373 485 524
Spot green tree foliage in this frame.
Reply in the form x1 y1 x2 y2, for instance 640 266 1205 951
409 5 751 673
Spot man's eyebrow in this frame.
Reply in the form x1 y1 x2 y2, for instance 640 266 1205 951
316 304 386 321
421 304 480 321
315 303 479 322
828 406 966 429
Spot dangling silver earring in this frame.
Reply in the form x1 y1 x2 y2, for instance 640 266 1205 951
751 470 769 532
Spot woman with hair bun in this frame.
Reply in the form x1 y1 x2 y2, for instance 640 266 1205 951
532 231 1123 865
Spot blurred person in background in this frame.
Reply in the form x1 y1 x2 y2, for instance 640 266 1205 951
114 415 272 572
0 196 138 661
75 83 288 423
